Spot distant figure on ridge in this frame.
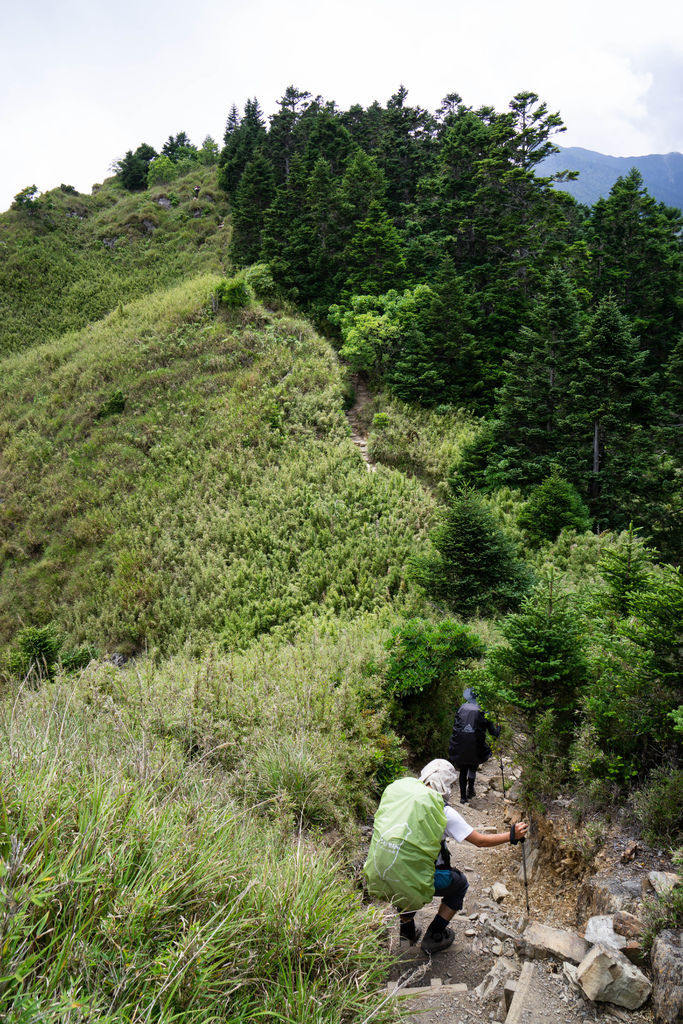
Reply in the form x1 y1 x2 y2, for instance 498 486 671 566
193 184 200 199
448 687 501 804
363 759 527 955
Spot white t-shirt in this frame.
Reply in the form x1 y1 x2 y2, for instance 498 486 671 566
444 804 473 843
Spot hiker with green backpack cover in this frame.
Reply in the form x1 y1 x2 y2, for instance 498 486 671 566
363 759 528 954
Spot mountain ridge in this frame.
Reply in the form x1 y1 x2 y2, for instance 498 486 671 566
542 145 683 209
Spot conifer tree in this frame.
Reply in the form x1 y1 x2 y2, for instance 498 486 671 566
218 98 267 195
488 571 588 733
409 488 531 617
588 169 683 372
492 265 584 486
561 296 656 529
341 201 406 297
594 525 655 619
518 469 591 545
229 153 276 266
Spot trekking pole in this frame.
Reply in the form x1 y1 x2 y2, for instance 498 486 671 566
520 838 530 915
499 751 506 797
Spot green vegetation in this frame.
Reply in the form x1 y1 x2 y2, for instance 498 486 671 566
0 276 431 660
1 81 681 1017
0 628 402 1022
0 165 229 356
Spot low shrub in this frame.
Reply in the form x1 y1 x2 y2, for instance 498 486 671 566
385 618 484 763
8 624 61 682
215 276 250 308
630 763 683 849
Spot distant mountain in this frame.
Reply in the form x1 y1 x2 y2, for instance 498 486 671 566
541 146 683 210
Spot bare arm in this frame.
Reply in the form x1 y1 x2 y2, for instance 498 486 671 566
465 821 528 848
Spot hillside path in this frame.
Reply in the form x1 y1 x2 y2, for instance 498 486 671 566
346 376 375 472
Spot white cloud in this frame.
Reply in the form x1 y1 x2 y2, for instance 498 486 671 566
1 0 682 210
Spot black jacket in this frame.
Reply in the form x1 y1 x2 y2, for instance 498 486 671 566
448 699 500 766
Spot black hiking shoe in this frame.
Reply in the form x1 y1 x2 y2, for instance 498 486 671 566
400 926 422 945
459 797 468 804
420 927 454 955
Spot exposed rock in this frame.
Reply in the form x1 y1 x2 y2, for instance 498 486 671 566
473 956 517 1002
621 840 639 864
520 922 589 964
484 918 520 943
156 197 172 210
614 910 646 938
576 944 652 1009
648 872 680 897
652 929 683 1024
577 872 642 919
142 219 156 234
491 882 509 902
102 237 117 249
584 915 628 951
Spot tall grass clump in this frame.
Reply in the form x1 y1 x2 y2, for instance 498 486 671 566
0 647 404 1022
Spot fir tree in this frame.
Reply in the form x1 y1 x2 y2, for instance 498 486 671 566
218 98 267 196
518 469 591 545
489 571 589 732
561 296 656 530
493 265 585 487
341 201 406 297
229 153 276 266
409 488 531 617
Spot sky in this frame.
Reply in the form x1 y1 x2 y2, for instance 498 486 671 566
1 0 682 212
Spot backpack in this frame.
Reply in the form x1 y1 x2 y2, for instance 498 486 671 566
363 777 446 912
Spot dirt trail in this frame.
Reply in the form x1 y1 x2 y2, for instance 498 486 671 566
380 756 655 1024
346 376 375 472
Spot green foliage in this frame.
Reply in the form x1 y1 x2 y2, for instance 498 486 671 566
215 276 250 308
244 262 277 302
385 617 484 698
0 278 433 659
518 469 591 545
11 185 40 210
147 153 177 186
0 651 399 1022
0 165 230 357
592 523 655 618
516 710 572 807
9 624 61 681
410 488 531 617
384 618 484 763
574 562 682 787
115 143 157 190
489 571 589 732
630 764 683 849
95 389 126 419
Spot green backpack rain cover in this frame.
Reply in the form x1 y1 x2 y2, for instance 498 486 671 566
363 777 446 912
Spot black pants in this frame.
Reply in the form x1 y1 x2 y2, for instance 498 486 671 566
457 764 477 800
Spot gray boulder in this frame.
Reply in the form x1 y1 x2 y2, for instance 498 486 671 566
577 944 652 1009
652 929 683 1024
584 914 628 951
520 922 588 964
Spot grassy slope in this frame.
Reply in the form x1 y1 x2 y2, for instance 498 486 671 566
0 165 229 356
0 273 433 662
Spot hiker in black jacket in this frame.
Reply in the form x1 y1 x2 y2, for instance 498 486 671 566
448 687 500 804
